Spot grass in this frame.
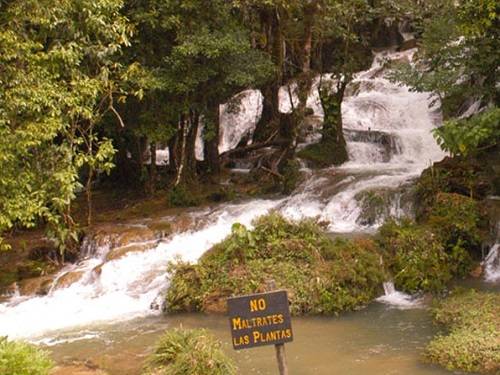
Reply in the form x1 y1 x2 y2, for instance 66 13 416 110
0 337 54 375
424 289 500 374
142 328 236 375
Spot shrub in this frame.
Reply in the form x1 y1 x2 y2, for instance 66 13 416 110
165 214 385 315
426 192 484 259
424 289 500 374
0 338 54 375
377 220 452 293
167 185 201 207
142 328 236 375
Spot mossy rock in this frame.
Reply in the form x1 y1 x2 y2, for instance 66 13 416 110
424 289 500 374
165 214 386 315
297 140 348 168
377 220 459 293
425 192 486 256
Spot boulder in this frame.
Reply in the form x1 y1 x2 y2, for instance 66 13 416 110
18 276 54 296
53 271 85 290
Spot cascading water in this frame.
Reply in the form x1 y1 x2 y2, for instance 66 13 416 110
0 49 446 341
281 49 445 232
0 200 281 339
484 243 500 283
376 282 422 308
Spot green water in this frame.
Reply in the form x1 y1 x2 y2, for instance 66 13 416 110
47 302 465 375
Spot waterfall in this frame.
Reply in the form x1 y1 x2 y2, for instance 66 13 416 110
376 282 422 308
0 200 281 340
0 49 446 340
484 244 500 282
280 48 444 232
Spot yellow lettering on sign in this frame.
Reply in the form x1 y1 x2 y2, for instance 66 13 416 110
232 317 242 330
249 298 266 312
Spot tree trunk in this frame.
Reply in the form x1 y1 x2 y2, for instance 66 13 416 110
302 1 319 73
174 112 199 187
319 79 348 164
148 142 157 194
253 7 284 143
204 104 220 175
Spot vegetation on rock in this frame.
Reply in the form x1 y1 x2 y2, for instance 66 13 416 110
424 289 500 374
0 338 54 375
166 213 386 315
377 220 454 293
142 328 236 375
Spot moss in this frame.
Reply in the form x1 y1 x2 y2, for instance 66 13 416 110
297 140 348 168
425 192 485 258
167 185 202 207
355 190 387 226
16 260 57 279
281 159 302 195
424 289 500 374
165 214 385 315
0 337 54 375
377 220 454 293
142 328 236 375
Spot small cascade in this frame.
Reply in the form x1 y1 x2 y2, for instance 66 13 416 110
376 282 422 308
0 49 446 340
0 200 280 339
279 48 445 232
484 244 500 282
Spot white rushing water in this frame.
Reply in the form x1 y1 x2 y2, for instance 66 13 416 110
281 49 445 232
484 243 500 282
0 49 445 339
376 282 423 309
0 200 281 339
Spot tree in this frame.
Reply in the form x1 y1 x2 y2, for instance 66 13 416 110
119 0 273 188
391 0 499 155
0 0 132 254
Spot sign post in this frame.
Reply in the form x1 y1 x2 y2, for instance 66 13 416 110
227 282 292 375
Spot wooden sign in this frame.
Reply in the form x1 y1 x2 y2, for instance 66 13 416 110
227 290 293 350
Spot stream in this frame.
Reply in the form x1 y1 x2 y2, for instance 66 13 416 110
1 49 498 374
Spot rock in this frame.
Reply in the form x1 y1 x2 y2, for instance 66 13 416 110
470 264 483 278
399 38 417 51
202 292 228 314
53 271 85 290
18 276 54 296
105 242 157 262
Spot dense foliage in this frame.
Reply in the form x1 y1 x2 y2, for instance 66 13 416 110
0 0 133 252
166 213 386 315
425 289 500 374
392 0 499 156
142 328 236 375
0 338 54 375
0 0 419 251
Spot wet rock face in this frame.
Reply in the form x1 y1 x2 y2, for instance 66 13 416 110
53 271 85 290
345 129 400 163
18 276 54 296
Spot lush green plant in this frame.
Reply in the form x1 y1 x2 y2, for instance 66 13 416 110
167 185 202 208
424 289 500 374
0 0 133 251
426 192 484 259
0 338 54 375
433 107 500 157
377 220 452 293
142 328 236 375
166 213 386 315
